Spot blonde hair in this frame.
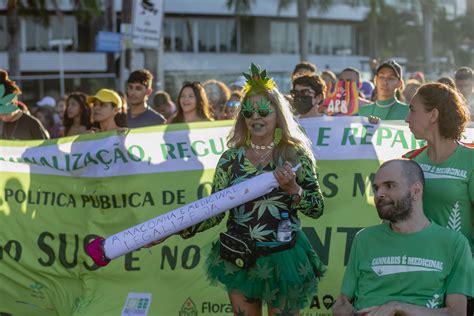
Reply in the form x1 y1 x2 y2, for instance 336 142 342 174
227 88 315 165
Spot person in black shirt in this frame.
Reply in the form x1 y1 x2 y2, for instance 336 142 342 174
1 109 49 140
0 70 49 140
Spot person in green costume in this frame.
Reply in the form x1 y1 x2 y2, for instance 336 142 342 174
404 82 474 315
359 59 409 121
333 159 473 316
179 63 325 315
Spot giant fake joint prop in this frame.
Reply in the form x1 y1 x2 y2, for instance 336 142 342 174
86 165 300 267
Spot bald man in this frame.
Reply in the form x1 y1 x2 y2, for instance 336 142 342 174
333 159 473 316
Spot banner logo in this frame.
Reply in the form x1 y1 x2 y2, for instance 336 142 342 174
179 297 198 316
29 282 45 300
121 292 152 316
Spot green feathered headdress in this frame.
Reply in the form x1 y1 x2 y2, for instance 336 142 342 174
0 84 18 114
242 63 276 94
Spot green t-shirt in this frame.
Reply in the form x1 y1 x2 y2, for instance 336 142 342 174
358 97 409 120
341 222 473 310
413 144 474 252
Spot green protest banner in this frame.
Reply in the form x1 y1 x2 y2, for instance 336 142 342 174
1 118 472 316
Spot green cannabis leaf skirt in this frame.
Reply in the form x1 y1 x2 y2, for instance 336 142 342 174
205 230 326 310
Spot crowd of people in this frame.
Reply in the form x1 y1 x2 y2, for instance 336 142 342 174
142 62 471 315
0 61 472 141
0 60 473 315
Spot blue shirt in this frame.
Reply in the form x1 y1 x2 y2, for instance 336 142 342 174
127 107 166 128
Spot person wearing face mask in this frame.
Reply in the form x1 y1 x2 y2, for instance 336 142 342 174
290 75 326 118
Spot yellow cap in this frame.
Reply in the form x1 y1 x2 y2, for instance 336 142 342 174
87 89 122 108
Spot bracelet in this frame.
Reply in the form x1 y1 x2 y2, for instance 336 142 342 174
290 186 303 201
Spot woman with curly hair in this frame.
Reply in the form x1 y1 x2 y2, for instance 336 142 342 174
404 82 473 252
404 82 474 315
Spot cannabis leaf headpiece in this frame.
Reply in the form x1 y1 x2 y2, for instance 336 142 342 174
242 63 276 94
0 84 18 114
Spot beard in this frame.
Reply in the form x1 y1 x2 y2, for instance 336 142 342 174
376 191 412 223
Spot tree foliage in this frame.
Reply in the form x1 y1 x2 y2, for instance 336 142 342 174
13 0 101 26
226 0 255 15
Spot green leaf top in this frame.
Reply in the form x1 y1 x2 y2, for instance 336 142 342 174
233 205 254 227
248 223 273 241
252 196 287 220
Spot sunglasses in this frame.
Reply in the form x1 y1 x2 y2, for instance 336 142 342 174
240 98 275 119
226 100 241 108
